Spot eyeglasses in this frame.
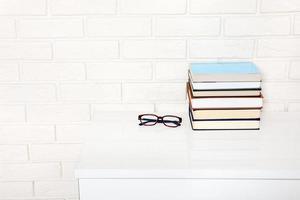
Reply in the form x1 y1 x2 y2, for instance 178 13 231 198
138 114 182 128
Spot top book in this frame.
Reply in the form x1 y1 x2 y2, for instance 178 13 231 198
189 62 262 82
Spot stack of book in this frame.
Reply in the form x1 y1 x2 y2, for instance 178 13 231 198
188 62 263 130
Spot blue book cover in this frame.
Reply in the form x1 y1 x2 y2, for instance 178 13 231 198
190 62 259 74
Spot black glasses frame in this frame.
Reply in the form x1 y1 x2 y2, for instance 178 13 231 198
138 114 182 128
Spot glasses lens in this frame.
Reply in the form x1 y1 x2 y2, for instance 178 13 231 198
163 116 181 127
140 115 158 126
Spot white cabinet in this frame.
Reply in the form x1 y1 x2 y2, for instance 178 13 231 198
76 112 300 200
79 179 300 200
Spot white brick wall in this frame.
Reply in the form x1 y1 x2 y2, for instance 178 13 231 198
154 17 220 36
0 163 61 180
0 0 46 15
27 104 90 123
19 18 84 38
254 59 288 80
123 83 186 102
288 103 300 111
120 0 186 14
257 38 300 57
189 39 254 58
0 18 16 38
86 62 152 80
35 180 78 197
50 0 116 15
0 84 56 102
30 144 82 161
289 60 300 79
60 83 121 102
0 125 55 143
224 16 291 36
190 0 257 14
21 62 86 81
54 41 119 60
87 17 151 37
0 105 25 122
295 15 300 35
0 0 300 199
0 42 52 60
0 63 19 81
0 181 33 198
155 62 188 80
261 0 300 13
122 40 186 59
0 145 28 161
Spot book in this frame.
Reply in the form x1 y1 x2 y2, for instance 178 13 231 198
189 111 260 130
191 88 261 97
189 62 262 82
187 85 263 109
190 106 261 120
190 79 261 91
187 82 261 97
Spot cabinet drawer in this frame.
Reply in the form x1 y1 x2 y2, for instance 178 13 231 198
79 179 300 200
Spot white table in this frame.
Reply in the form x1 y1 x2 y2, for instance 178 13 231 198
75 112 300 200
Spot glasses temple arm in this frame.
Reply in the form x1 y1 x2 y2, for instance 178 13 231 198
139 118 157 126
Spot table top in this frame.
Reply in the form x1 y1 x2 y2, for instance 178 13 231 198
75 112 300 179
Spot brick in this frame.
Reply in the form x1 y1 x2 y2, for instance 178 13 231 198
123 83 186 102
0 163 60 180
19 18 83 38
50 0 116 15
288 103 300 111
87 17 151 37
60 83 121 102
27 104 90 123
0 63 19 81
21 62 85 81
35 181 78 197
0 42 52 60
155 62 188 80
0 145 28 161
54 41 119 60
0 125 54 143
295 15 300 34
61 162 78 179
30 144 82 161
0 105 25 122
189 39 254 58
0 182 33 198
254 60 288 80
120 0 186 14
190 0 256 14
257 39 300 57
0 84 56 102
93 103 155 112
261 0 300 13
263 82 300 100
0 18 15 38
289 60 300 79
155 17 220 36
155 103 187 113
86 62 152 80
0 0 46 15
56 124 102 142
92 104 155 121
122 40 186 59
225 16 290 36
